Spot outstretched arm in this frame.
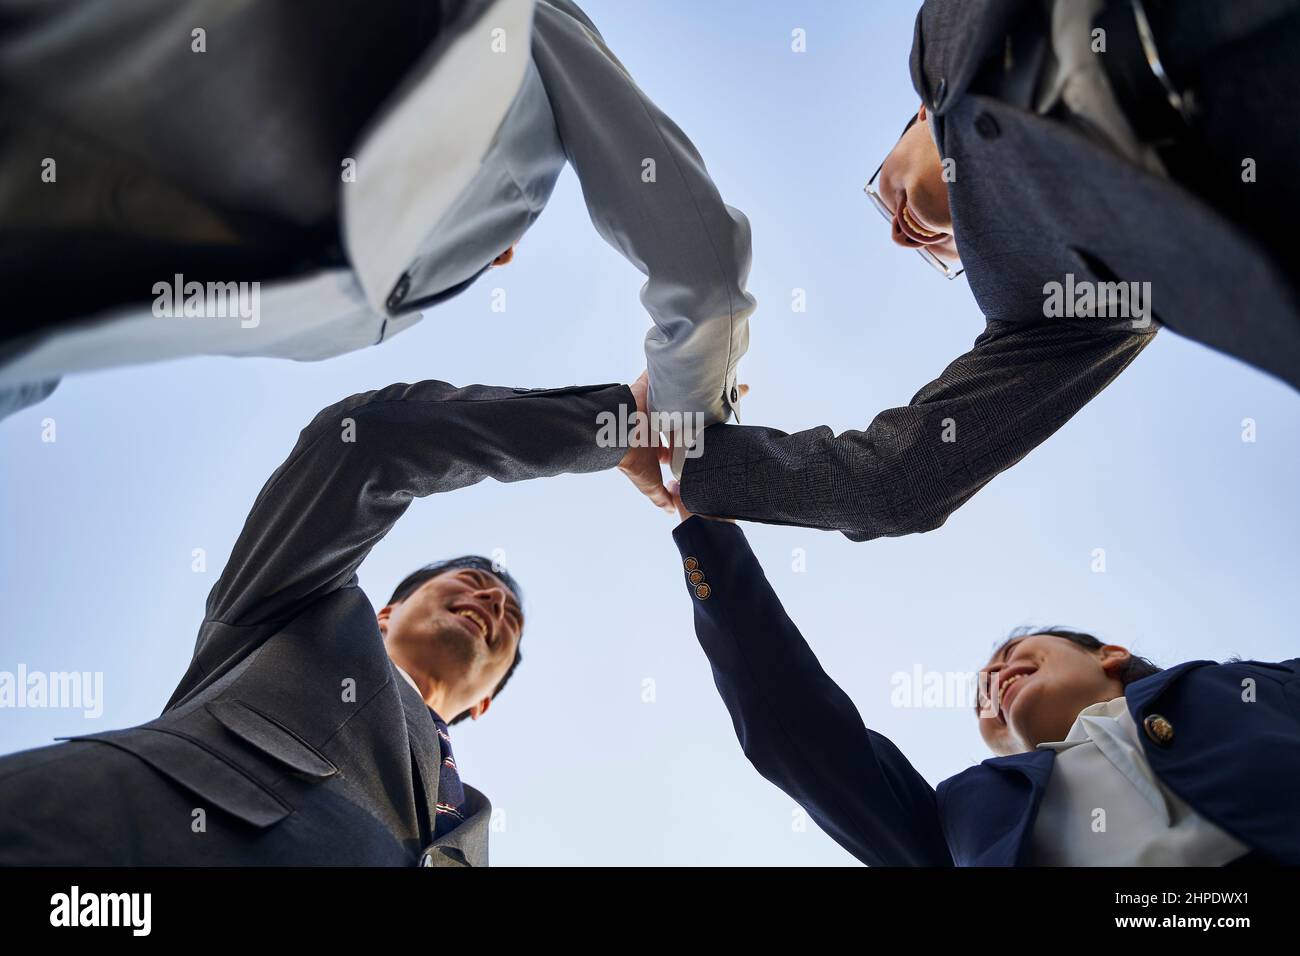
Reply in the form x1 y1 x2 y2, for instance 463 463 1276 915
672 515 954 866
531 0 754 430
204 380 630 630
681 319 1154 540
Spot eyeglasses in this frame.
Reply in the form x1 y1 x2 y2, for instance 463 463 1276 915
864 161 964 280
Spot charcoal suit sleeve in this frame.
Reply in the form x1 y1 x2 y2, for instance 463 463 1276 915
203 380 631 630
680 319 1154 540
672 516 954 866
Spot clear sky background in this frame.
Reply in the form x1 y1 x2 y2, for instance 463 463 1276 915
1 1 1297 866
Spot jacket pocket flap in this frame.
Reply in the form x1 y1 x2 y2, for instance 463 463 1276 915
205 700 338 779
58 727 291 829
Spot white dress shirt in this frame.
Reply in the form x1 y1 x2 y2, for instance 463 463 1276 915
1030 697 1249 866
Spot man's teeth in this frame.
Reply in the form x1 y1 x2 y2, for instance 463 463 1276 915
902 205 941 238
997 673 1024 707
456 609 487 638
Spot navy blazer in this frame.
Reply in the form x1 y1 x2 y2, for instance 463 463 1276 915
673 517 1300 866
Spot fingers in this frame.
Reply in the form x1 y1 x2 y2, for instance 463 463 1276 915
640 472 674 514
620 447 674 514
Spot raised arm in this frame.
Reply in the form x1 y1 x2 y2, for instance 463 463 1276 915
531 0 754 427
672 516 953 866
205 380 630 630
681 319 1154 540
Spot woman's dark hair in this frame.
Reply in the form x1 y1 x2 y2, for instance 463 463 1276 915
388 556 524 725
1003 626 1162 687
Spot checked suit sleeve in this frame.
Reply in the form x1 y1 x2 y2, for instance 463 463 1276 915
680 319 1154 540
672 516 954 866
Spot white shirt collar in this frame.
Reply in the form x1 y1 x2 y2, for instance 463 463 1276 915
1037 696 1170 821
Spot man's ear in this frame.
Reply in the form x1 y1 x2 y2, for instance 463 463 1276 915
1099 645 1131 676
467 696 493 721
376 604 395 637
918 101 928 122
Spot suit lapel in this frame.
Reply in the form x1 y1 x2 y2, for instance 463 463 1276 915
394 670 442 832
431 784 491 868
939 749 1056 865
393 669 492 867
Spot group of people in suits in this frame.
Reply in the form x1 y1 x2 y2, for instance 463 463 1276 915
0 0 1296 866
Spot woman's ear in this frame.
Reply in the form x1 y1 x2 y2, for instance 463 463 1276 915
1099 644 1132 677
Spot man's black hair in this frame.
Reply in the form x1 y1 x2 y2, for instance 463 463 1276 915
387 556 524 725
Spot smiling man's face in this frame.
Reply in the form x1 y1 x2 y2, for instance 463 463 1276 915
378 566 523 722
877 103 960 262
976 634 1130 755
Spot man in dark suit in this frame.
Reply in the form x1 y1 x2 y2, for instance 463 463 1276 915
678 0 1300 540
0 376 636 865
668 500 1300 866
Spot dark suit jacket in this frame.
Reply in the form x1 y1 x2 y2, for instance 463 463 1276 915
673 516 1300 866
682 0 1300 541
0 380 630 865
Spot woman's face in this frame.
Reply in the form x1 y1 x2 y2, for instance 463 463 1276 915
976 634 1130 755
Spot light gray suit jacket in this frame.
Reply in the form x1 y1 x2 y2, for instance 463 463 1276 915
0 0 753 427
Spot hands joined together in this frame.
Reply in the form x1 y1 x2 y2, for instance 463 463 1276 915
616 370 742 525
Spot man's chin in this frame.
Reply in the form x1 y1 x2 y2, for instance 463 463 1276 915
423 625 480 672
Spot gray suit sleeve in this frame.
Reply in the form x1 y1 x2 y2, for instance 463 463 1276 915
203 381 631 629
680 320 1155 540
530 0 754 426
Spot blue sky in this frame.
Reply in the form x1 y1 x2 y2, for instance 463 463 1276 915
1 0 1297 865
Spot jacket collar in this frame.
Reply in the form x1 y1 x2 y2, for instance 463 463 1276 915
1122 659 1216 720
393 665 492 867
394 666 444 828
939 748 1056 866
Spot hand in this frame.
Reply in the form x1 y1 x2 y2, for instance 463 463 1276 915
617 371 674 514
